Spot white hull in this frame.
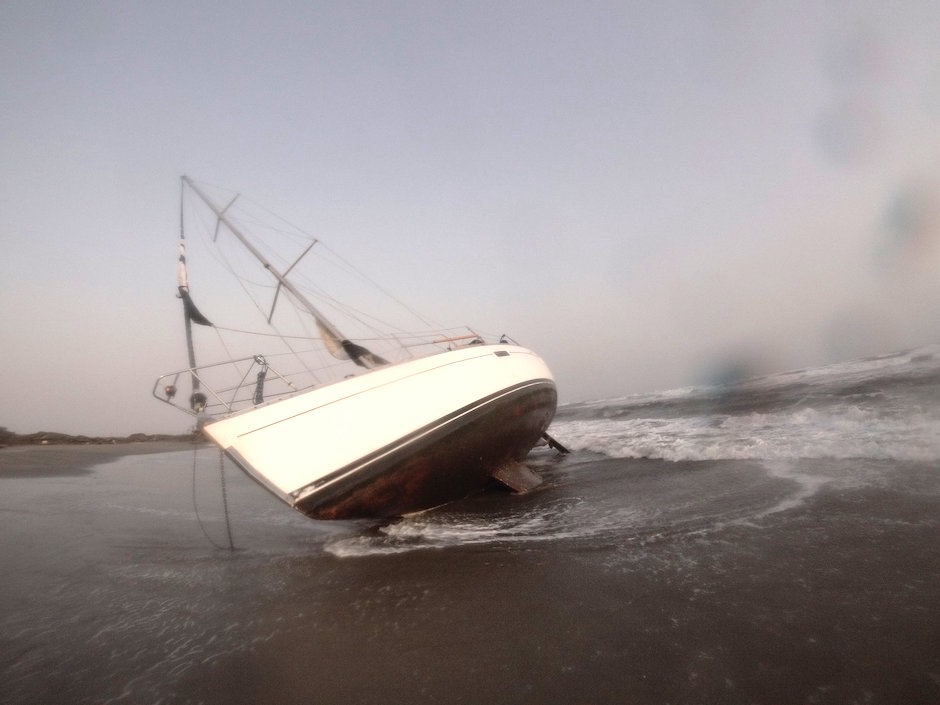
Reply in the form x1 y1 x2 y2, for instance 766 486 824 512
202 344 557 518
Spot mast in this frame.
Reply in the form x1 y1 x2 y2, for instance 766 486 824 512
181 176 387 369
177 179 213 417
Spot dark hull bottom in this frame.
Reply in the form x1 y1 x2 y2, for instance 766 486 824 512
294 382 558 520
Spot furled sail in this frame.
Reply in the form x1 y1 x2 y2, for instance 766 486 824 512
315 317 388 369
176 217 210 416
341 339 389 369
316 318 348 359
177 239 212 327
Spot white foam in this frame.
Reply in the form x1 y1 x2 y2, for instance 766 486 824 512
753 460 831 517
552 403 940 462
324 499 654 556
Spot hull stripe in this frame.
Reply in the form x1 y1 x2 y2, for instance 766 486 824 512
290 378 556 503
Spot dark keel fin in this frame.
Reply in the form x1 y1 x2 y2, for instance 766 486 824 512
541 432 570 454
493 462 543 494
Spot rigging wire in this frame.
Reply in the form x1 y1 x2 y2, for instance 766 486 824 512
212 325 317 340
190 442 236 551
198 178 442 330
187 183 426 343
218 449 236 550
318 240 442 329
181 178 478 392
191 209 325 382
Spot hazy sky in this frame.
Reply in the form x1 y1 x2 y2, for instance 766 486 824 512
2 1 939 436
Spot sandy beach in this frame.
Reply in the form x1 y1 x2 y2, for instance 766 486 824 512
1 442 938 705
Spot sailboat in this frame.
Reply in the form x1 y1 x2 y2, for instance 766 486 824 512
154 176 564 520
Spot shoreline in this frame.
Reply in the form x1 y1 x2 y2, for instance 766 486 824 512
0 429 198 447
0 440 209 477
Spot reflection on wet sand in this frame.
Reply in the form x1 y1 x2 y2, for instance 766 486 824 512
1 446 938 704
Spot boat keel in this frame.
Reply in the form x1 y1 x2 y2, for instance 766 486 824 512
492 461 543 493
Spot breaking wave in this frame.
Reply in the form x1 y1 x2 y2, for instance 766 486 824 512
553 405 940 462
553 344 940 463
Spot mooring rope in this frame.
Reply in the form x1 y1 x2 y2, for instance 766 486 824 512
191 443 236 551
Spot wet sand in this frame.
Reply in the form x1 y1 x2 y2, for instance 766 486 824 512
1 448 939 704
